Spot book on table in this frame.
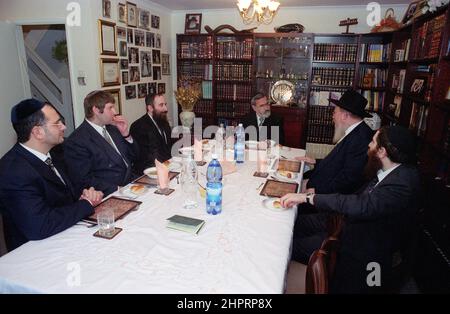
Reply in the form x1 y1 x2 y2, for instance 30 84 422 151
166 215 205 235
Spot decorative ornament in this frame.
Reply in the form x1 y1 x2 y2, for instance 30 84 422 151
371 8 402 33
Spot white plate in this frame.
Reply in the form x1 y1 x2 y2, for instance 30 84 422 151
274 170 298 182
143 167 157 179
119 184 148 199
179 146 194 155
262 198 287 212
167 161 182 172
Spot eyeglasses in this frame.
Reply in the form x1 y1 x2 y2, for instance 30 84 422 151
46 117 66 128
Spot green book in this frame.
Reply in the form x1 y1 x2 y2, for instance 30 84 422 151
166 215 205 235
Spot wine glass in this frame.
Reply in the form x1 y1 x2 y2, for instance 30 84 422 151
180 157 199 209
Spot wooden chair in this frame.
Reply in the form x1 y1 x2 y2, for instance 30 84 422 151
305 236 340 294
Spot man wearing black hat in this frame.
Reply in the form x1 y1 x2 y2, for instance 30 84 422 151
64 90 138 196
129 92 172 174
281 125 420 293
298 90 374 195
0 99 103 251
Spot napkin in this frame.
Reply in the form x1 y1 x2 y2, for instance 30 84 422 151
155 159 169 189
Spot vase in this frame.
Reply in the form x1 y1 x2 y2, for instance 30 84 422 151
179 110 195 129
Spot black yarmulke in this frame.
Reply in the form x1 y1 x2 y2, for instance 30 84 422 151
11 99 45 124
387 125 416 157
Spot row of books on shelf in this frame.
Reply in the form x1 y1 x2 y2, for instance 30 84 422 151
216 83 253 102
178 38 213 59
216 102 250 119
201 81 213 99
391 69 406 93
360 90 385 113
311 67 355 87
359 67 387 88
307 105 334 123
359 43 391 63
215 37 254 60
310 88 343 107
313 43 357 62
214 64 253 81
410 13 446 60
306 124 334 144
393 39 411 62
193 100 214 115
178 64 213 80
409 102 429 137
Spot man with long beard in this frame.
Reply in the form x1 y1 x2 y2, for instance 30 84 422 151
130 93 172 174
282 126 420 293
298 90 374 195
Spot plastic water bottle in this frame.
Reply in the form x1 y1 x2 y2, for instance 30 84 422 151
234 123 245 164
206 154 223 215
215 123 226 160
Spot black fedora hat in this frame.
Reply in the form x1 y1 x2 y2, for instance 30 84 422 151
329 90 371 118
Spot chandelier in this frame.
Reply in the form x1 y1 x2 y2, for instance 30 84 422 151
236 0 281 24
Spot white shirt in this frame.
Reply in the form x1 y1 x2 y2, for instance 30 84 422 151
336 121 363 144
20 143 65 184
376 163 401 186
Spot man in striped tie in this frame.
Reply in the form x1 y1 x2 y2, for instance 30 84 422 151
0 99 103 251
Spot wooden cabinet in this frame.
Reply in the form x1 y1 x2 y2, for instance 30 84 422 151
271 106 306 148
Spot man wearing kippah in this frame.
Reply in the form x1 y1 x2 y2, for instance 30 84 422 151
0 99 104 251
64 90 138 196
281 125 420 293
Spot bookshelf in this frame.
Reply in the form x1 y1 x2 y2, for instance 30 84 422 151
176 33 254 129
254 33 313 148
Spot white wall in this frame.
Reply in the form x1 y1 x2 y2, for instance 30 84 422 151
0 0 174 128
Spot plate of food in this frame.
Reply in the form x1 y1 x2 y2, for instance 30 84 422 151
143 167 157 179
119 184 148 199
166 160 182 172
274 170 298 182
262 198 288 212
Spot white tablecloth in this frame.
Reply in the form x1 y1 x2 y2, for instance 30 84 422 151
0 146 305 293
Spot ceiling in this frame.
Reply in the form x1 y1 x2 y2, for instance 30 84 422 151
149 0 411 11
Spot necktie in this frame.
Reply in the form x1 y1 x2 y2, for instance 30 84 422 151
45 157 65 185
259 117 265 127
365 176 379 194
102 127 115 147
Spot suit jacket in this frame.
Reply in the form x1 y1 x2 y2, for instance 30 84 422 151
307 122 373 194
242 112 285 145
0 144 93 251
64 120 138 196
314 164 420 293
129 114 172 174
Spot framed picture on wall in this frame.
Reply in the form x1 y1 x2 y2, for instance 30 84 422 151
152 49 161 64
161 53 170 75
401 1 419 25
151 15 160 29
158 83 165 94
117 26 126 39
125 85 136 99
99 20 117 55
120 59 128 69
184 13 202 34
126 2 138 27
130 66 140 82
138 83 148 98
148 82 157 94
140 51 152 78
122 71 129 84
139 9 150 30
119 41 127 57
153 66 161 80
118 3 126 23
108 88 122 114
155 34 161 48
146 32 155 47
100 58 120 87
103 0 112 19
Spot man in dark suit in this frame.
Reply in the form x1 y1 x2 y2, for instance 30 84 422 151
130 93 172 174
298 90 374 195
281 126 420 293
64 90 138 196
242 92 285 145
0 99 103 251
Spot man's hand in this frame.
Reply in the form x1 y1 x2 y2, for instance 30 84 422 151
280 193 307 208
301 179 309 193
80 187 104 206
112 115 129 137
295 155 316 165
305 188 315 194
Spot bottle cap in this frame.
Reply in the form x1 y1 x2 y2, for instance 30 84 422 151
211 153 218 160
238 123 243 126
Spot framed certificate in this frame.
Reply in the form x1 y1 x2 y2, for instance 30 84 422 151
99 19 117 55
100 58 120 87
